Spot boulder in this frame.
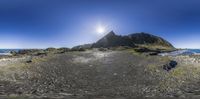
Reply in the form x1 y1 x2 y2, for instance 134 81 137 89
25 56 33 63
163 60 178 71
10 51 18 56
149 52 159 56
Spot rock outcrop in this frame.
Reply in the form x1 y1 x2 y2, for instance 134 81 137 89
163 60 178 71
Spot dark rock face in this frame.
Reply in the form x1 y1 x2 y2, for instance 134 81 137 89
163 60 178 71
92 31 136 48
92 31 174 49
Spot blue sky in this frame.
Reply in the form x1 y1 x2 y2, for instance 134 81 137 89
0 0 200 48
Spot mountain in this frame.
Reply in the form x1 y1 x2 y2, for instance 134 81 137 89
92 31 135 48
92 31 174 49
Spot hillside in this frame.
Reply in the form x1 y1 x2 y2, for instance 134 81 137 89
92 31 174 50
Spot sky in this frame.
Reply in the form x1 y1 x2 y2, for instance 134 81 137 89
0 0 200 48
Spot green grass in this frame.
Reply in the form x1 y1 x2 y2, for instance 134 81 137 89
127 49 142 56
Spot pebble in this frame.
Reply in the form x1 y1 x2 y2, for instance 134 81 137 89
89 65 93 67
113 73 117 76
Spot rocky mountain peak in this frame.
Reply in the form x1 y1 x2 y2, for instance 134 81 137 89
104 30 116 38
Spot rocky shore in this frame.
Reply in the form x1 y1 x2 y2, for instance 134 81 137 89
170 55 200 65
0 48 200 98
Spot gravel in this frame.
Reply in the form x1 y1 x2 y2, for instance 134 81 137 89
0 50 200 98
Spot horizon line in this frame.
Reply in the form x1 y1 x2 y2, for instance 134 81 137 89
0 47 200 49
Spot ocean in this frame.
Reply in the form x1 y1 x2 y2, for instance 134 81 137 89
0 49 21 55
160 49 200 56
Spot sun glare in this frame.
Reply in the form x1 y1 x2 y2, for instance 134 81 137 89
96 26 105 34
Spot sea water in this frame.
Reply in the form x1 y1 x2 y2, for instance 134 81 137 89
160 49 200 56
0 49 20 55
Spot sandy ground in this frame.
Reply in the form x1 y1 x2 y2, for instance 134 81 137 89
0 50 200 98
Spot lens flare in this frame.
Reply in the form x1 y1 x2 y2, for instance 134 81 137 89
96 26 105 34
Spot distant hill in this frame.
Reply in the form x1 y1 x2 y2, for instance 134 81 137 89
127 32 173 47
92 31 174 49
72 44 92 49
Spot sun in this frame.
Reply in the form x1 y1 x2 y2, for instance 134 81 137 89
96 26 105 34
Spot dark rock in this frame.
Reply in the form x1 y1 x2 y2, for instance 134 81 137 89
163 60 178 71
26 60 32 63
149 52 158 56
10 51 17 56
98 47 107 51
18 50 31 55
26 56 33 63
92 31 174 49
31 90 37 94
